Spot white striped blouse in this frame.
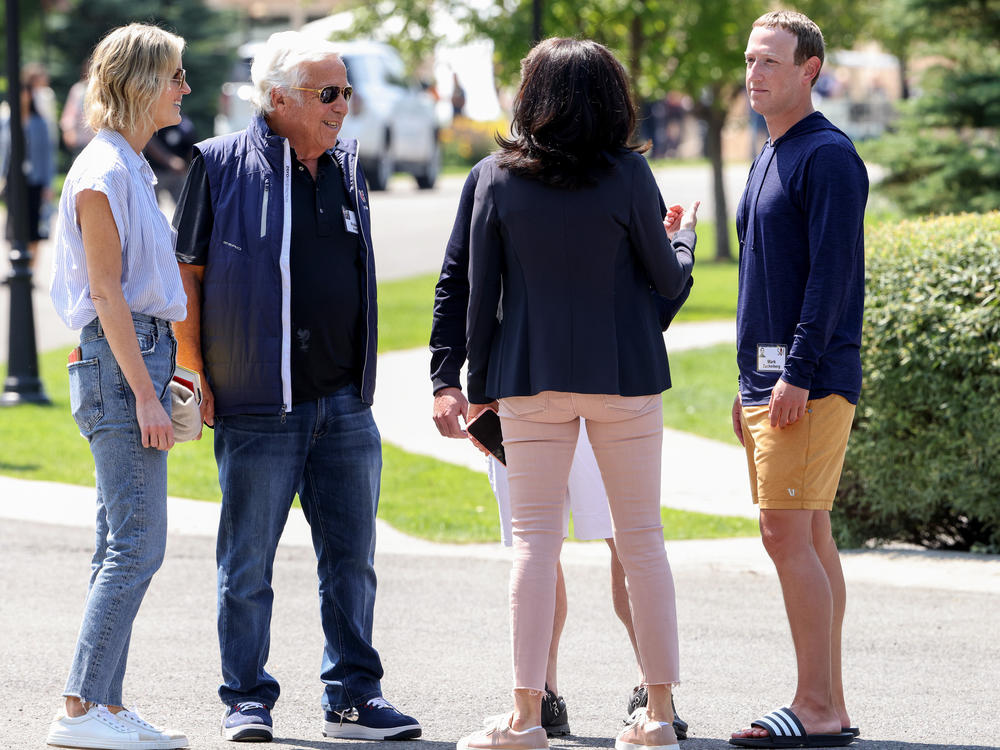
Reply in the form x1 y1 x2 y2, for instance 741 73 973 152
49 128 187 330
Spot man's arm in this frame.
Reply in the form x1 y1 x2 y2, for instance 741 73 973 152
172 150 215 434
774 143 868 428
429 160 484 437
174 264 214 430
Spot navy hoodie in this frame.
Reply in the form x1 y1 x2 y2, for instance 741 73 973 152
736 111 868 406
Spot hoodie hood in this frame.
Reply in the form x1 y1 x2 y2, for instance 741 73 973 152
773 110 851 146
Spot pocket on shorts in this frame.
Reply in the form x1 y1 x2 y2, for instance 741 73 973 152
68 358 104 434
499 393 548 417
601 393 660 413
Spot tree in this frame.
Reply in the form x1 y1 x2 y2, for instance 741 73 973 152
43 0 237 143
342 0 865 261
864 0 1000 214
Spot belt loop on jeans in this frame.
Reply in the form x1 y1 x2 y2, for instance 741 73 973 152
93 312 170 338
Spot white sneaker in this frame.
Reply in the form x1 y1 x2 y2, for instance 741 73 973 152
46 704 140 749
116 709 189 749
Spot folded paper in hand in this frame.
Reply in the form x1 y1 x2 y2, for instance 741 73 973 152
170 364 203 442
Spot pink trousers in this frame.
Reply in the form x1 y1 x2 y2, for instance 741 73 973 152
498 391 679 690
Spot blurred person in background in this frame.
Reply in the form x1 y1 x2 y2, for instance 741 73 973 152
61 59 96 158
2 67 57 267
144 114 196 207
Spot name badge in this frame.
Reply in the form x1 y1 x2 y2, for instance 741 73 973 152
757 344 786 372
342 207 359 234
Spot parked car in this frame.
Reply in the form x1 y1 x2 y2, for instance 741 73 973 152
216 40 440 190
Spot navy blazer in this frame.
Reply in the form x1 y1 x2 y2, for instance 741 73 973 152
430 157 693 395
466 152 695 404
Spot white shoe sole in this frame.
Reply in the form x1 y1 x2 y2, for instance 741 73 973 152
615 741 680 750
457 738 547 750
48 732 177 750
323 720 421 740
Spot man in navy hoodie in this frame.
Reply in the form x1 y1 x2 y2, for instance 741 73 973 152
729 11 867 749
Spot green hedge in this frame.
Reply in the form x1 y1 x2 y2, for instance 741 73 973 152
835 212 1000 552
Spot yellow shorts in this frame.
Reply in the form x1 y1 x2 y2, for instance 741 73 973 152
739 394 855 511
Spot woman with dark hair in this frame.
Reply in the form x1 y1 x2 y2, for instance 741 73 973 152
457 38 697 750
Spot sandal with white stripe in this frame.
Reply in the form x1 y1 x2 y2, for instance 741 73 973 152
729 707 855 748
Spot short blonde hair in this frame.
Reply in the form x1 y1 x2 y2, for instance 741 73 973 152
85 23 185 135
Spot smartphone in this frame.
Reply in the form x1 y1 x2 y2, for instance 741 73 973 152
467 409 506 466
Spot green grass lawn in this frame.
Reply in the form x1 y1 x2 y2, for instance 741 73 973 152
1 347 755 543
664 343 739 443
377 247 737 353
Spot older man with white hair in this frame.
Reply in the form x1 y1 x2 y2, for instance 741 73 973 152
172 31 420 743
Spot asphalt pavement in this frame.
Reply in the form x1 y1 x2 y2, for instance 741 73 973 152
3 480 999 750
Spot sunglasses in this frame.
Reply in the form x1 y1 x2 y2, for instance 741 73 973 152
166 68 186 88
291 84 353 104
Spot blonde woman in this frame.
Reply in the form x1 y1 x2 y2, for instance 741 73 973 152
47 23 192 750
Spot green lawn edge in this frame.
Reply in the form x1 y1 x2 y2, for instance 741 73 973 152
1 348 756 544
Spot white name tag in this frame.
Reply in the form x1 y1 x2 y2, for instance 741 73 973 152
342 207 359 234
757 344 786 372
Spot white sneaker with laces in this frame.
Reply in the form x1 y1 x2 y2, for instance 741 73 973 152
116 709 189 749
46 704 140 749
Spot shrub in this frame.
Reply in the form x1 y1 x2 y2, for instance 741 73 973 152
835 212 1000 552
440 115 508 168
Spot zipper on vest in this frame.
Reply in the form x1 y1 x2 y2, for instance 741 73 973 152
280 404 286 424
260 179 270 238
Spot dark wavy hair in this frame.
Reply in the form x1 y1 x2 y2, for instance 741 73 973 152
495 37 646 188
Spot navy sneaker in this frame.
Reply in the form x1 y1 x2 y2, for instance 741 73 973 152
541 684 570 736
222 701 273 742
627 686 688 740
323 696 421 740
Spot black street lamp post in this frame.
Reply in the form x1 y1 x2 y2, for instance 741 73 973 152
3 0 50 406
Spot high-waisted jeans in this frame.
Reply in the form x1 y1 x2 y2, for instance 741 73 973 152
63 313 176 705
498 391 679 691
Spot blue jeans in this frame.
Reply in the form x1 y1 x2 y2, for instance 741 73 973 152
214 384 384 711
63 313 176 705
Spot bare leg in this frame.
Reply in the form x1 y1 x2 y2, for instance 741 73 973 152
645 684 674 724
545 560 568 695
813 512 850 729
512 689 543 731
65 697 88 718
732 509 842 739
606 537 642 672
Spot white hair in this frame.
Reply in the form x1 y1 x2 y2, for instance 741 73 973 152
250 31 343 114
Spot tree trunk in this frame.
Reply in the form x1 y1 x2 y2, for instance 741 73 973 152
628 6 644 101
703 106 731 262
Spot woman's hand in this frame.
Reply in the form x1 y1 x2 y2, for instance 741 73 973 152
137 395 175 451
664 201 701 239
664 204 684 240
467 401 499 457
680 200 700 232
